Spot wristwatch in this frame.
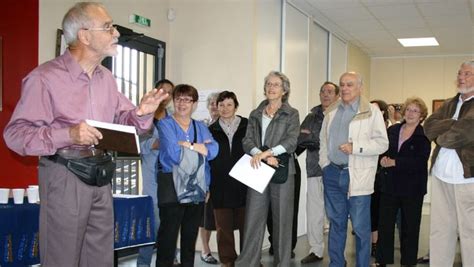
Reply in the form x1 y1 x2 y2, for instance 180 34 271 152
189 142 194 150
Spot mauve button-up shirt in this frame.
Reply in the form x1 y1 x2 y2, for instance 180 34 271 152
3 50 153 156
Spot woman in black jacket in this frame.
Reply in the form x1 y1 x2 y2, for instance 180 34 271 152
375 97 431 267
209 91 248 267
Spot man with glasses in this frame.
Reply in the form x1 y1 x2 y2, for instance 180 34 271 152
3 2 168 266
319 72 388 267
424 61 474 266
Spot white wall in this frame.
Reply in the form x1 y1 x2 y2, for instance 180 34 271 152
347 43 371 97
168 0 260 117
308 22 329 108
370 55 473 112
284 2 309 237
39 0 171 67
329 34 347 82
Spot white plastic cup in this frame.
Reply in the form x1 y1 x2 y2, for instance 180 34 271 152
0 188 10 204
29 185 40 201
12 188 25 204
27 187 39 203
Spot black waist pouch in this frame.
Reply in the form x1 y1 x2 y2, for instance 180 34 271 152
48 154 116 187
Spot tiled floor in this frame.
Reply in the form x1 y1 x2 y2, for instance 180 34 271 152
118 213 463 266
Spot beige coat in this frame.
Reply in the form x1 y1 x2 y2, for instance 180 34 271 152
319 97 389 196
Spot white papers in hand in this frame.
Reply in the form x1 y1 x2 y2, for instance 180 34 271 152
229 154 275 194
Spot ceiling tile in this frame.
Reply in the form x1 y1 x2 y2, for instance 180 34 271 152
317 7 373 21
361 0 415 6
367 4 421 19
362 38 400 48
335 18 384 33
416 1 470 17
293 0 474 56
305 0 361 10
380 17 428 30
390 28 434 38
424 15 472 27
351 30 394 40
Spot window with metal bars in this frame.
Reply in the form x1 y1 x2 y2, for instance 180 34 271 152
102 25 166 195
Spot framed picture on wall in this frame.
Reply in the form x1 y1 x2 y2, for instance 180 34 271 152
432 99 445 113
55 29 67 57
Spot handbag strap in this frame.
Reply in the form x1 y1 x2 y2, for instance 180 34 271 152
192 119 197 143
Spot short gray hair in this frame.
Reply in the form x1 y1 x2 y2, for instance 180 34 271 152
340 71 363 87
62 2 105 45
264 71 291 102
206 92 220 107
461 60 474 68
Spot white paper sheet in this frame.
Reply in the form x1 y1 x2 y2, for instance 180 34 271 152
229 154 275 194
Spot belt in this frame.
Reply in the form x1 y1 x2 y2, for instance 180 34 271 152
46 154 69 166
330 162 349 170
56 148 105 159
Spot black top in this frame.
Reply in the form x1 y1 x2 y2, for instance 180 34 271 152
208 116 248 208
296 105 324 177
380 122 431 197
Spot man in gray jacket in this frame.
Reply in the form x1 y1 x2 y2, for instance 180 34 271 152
298 81 339 264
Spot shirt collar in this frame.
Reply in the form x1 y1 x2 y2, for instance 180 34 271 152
63 49 105 81
339 97 360 112
458 93 474 103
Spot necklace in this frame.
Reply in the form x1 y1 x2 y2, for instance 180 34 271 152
265 104 280 118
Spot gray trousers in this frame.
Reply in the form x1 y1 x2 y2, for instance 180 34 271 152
430 176 474 267
235 174 294 267
306 176 325 257
38 158 114 267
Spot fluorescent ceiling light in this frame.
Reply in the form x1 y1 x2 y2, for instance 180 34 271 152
398 37 439 47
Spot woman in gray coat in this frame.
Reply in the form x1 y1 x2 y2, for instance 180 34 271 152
235 71 300 267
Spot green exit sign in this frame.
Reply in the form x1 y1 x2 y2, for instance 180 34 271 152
129 14 151 27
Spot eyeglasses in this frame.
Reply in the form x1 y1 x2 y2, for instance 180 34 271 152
265 82 282 88
458 71 473 77
83 25 117 35
405 108 421 114
174 97 194 104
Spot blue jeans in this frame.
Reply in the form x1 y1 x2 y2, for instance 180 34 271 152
323 163 371 267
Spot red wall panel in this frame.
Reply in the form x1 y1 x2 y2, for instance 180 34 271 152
0 0 39 187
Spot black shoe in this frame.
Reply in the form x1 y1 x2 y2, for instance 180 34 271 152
371 243 377 257
300 253 323 264
269 247 274 255
291 251 295 259
200 253 218 264
417 255 429 264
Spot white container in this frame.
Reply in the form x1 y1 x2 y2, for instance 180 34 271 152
12 188 25 204
0 188 10 204
27 187 39 203
28 185 40 201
